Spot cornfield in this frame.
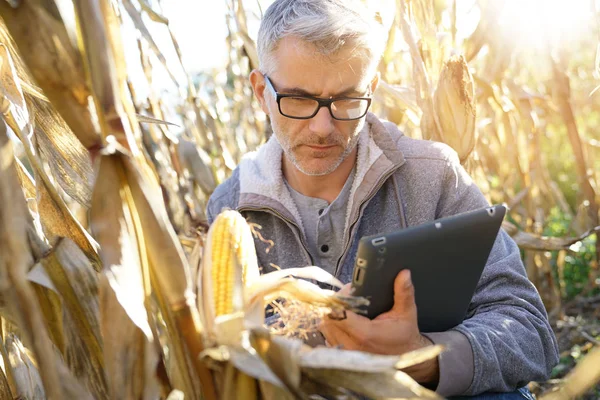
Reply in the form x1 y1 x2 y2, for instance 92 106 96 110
0 0 599 399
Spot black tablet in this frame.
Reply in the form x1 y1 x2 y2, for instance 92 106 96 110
351 204 506 332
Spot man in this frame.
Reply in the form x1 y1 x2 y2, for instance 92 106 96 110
206 0 559 398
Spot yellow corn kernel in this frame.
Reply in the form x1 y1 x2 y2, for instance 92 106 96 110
208 210 259 317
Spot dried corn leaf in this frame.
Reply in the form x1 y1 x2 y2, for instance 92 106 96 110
14 157 36 204
122 0 180 86
5 334 45 400
0 111 63 400
303 368 440 399
54 355 95 400
226 331 439 399
226 346 283 388
376 81 422 119
0 3 99 149
231 0 258 70
0 361 13 399
89 155 151 336
178 138 217 196
36 178 101 270
90 153 208 399
0 41 100 270
34 101 94 206
99 274 160 400
540 346 600 400
219 362 259 400
121 155 192 307
394 345 444 370
250 329 303 397
72 0 137 151
0 37 91 209
248 278 365 311
0 44 28 134
251 266 344 290
29 275 66 355
122 158 215 390
40 238 108 399
137 113 180 128
258 380 297 400
138 0 169 24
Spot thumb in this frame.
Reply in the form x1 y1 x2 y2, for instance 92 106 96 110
338 283 352 296
389 269 417 317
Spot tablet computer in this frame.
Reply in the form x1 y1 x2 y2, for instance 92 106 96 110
351 204 506 332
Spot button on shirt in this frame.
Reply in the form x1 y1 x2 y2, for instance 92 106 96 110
285 168 356 275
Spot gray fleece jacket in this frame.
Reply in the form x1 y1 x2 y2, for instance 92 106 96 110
206 113 559 397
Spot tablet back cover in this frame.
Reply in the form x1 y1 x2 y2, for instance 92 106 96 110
352 205 506 332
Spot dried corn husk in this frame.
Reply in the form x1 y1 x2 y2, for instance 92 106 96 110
5 334 45 400
539 346 600 400
430 55 477 164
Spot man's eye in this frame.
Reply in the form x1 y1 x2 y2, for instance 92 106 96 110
286 97 314 104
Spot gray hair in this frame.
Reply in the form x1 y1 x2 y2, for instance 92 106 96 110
257 0 386 75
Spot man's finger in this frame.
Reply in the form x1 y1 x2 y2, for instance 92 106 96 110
319 319 343 347
319 319 358 350
378 269 417 319
325 310 372 344
338 283 352 296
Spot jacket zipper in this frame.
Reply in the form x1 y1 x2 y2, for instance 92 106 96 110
237 205 314 266
333 165 403 278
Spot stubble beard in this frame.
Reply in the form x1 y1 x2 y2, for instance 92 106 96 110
276 124 363 177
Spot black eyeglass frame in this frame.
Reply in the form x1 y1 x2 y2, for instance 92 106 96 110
264 75 372 121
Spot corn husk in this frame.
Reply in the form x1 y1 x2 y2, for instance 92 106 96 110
430 54 477 164
540 346 600 400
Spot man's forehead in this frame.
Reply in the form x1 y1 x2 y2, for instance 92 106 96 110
270 36 374 96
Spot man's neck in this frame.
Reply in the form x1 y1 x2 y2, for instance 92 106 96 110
283 147 357 204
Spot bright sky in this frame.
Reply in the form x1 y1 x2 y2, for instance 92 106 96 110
158 0 597 74
160 0 271 73
160 1 228 72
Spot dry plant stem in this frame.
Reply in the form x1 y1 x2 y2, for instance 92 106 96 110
172 304 218 400
550 57 600 264
7 267 64 399
397 0 442 139
0 124 62 399
0 319 18 396
72 0 136 154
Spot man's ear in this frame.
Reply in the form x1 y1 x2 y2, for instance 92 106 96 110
369 72 380 94
250 70 269 114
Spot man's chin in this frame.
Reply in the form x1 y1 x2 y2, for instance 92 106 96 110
293 160 340 176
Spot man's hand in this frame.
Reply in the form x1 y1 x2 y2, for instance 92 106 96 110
319 270 440 385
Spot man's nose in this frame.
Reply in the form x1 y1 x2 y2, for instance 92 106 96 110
308 106 335 136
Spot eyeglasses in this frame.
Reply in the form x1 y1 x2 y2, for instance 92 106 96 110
264 75 372 121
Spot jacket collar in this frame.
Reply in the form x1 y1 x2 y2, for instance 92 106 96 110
236 113 405 229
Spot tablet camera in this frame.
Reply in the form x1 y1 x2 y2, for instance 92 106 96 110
487 207 495 217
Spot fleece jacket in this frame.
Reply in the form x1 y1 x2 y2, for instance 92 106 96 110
206 113 559 397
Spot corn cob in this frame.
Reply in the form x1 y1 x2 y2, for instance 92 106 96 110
202 209 260 320
432 54 477 164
